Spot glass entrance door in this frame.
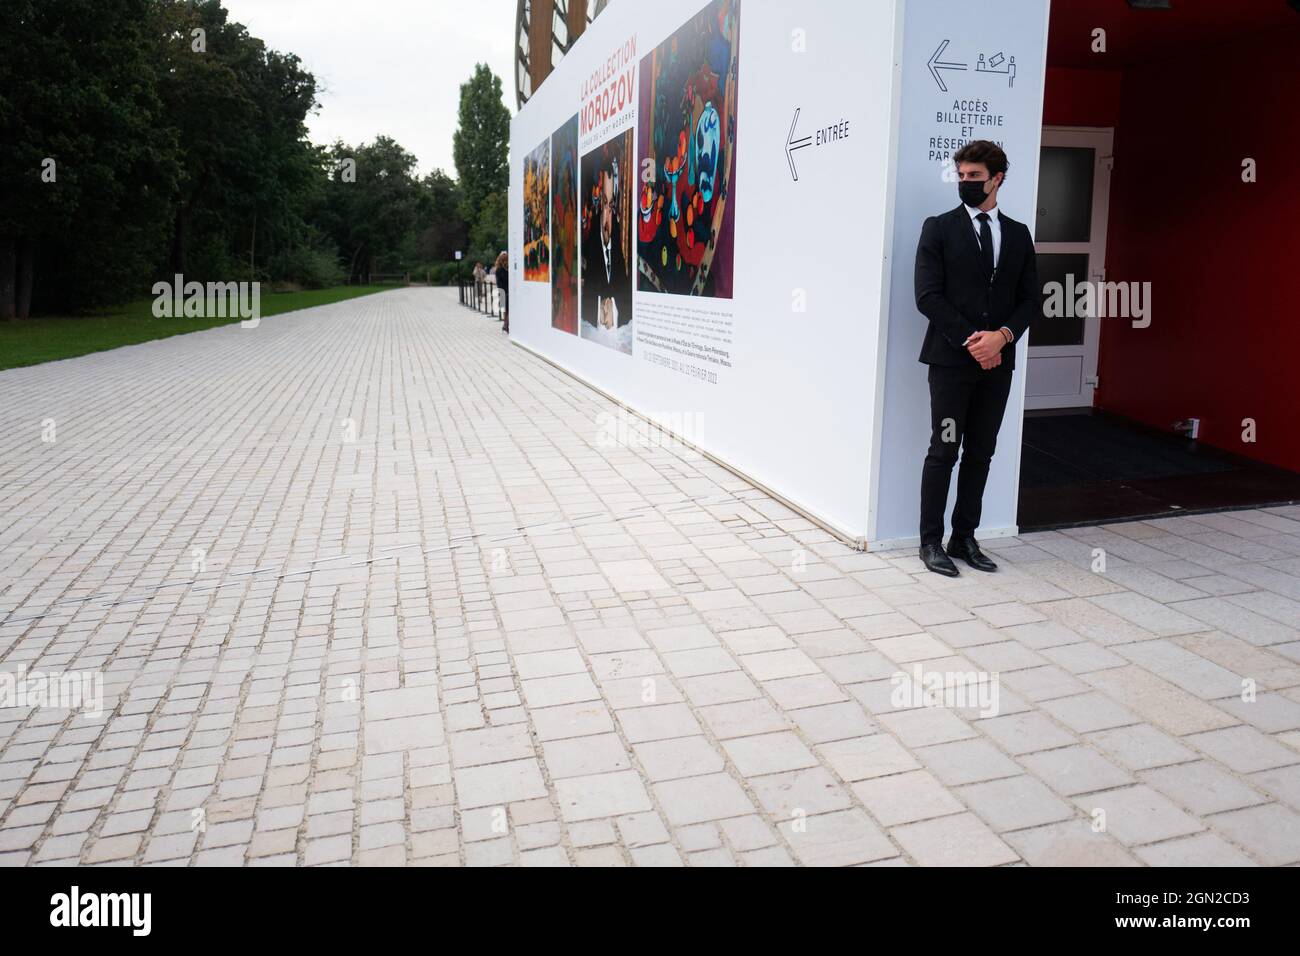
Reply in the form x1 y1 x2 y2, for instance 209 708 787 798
1027 127 1113 409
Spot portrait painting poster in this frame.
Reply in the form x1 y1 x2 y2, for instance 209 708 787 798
550 114 579 334
637 0 740 299
579 127 635 354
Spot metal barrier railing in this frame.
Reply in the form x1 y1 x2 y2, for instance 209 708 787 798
458 279 506 320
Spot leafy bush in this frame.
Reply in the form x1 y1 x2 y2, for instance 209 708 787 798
427 261 473 286
269 244 344 289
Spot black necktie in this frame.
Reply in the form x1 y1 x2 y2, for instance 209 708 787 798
977 212 995 279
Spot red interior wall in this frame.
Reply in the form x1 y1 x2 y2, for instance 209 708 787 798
1042 38 1300 473
1043 66 1122 127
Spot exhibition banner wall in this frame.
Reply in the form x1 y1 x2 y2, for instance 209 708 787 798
510 0 1051 546
872 0 1051 547
510 0 899 542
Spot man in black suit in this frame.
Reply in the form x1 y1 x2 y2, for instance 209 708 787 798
914 140 1040 577
583 159 631 331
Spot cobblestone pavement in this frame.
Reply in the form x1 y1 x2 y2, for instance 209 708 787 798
2 287 1299 866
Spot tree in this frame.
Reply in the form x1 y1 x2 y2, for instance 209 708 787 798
1 0 473 314
0 0 180 316
416 170 468 264
0 0 325 315
452 64 510 229
469 192 509 265
318 137 425 284
154 0 318 280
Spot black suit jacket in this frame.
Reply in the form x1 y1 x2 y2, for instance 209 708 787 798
914 205 1040 370
583 222 632 328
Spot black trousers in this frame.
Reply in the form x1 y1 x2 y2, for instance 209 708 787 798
919 364 1013 547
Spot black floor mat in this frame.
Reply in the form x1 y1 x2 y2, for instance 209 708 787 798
1021 414 1235 488
1018 412 1300 530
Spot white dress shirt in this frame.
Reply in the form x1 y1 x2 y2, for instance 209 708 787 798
965 202 1001 269
963 202 1015 344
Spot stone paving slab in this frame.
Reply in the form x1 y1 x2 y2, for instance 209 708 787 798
1 287 1298 866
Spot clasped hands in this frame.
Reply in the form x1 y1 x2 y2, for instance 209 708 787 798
599 297 618 329
965 329 1010 371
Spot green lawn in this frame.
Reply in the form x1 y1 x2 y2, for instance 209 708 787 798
0 285 393 371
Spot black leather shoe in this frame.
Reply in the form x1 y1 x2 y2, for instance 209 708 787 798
947 535 998 572
920 543 960 577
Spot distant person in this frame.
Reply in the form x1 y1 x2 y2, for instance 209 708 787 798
494 251 509 333
914 140 1040 577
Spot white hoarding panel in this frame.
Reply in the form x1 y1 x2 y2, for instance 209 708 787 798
871 0 1051 548
510 0 898 543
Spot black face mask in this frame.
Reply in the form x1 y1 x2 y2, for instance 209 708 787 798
959 179 993 208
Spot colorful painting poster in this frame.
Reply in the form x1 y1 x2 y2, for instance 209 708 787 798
523 138 550 282
550 114 579 334
579 128 635 354
637 0 740 299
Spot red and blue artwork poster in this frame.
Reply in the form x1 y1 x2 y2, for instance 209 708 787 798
551 114 579 335
637 0 740 299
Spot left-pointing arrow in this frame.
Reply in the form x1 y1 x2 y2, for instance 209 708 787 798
928 39 968 92
786 108 813 182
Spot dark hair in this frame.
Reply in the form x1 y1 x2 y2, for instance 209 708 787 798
953 140 1009 180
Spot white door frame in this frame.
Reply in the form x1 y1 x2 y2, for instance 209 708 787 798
1026 126 1113 410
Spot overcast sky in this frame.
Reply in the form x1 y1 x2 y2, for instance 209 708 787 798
221 0 518 176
